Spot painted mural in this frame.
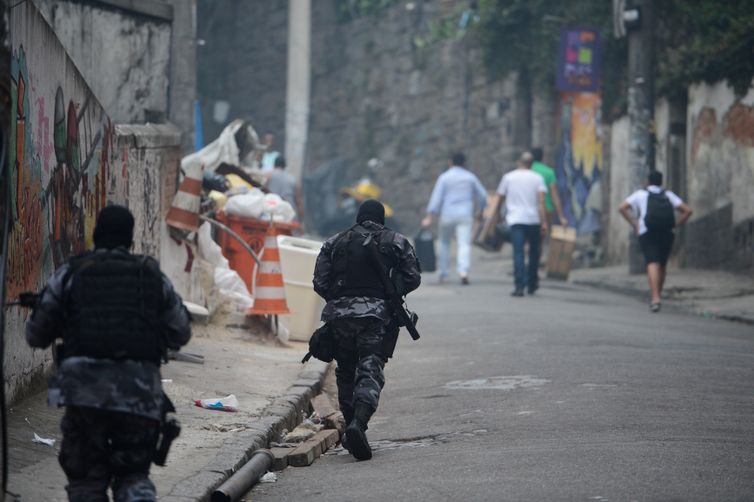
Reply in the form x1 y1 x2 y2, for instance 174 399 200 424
555 92 604 236
5 0 129 317
6 45 120 302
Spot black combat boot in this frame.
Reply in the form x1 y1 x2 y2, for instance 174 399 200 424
345 406 372 461
340 407 354 450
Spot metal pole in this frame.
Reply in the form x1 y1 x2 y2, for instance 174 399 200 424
198 215 261 266
211 449 274 502
285 0 311 182
627 0 655 274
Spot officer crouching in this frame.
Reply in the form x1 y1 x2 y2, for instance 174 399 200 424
313 199 421 460
25 205 191 502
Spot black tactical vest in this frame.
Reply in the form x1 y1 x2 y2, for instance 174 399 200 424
330 225 399 299
61 250 165 364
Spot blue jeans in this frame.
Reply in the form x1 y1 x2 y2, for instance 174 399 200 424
438 219 473 277
510 224 541 291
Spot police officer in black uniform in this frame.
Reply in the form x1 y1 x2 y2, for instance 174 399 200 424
313 199 421 461
26 205 191 502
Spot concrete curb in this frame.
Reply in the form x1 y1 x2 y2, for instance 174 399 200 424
572 278 754 326
165 359 331 501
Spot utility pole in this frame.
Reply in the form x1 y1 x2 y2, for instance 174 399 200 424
285 0 311 182
626 0 655 274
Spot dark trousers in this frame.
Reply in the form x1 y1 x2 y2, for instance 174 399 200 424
510 224 542 291
330 317 392 425
59 406 160 502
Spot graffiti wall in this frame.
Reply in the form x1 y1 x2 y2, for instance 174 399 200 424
4 2 127 403
555 92 604 237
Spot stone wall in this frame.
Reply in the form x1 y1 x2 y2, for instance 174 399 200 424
196 0 289 146
4 3 184 403
195 1 557 233
307 1 543 232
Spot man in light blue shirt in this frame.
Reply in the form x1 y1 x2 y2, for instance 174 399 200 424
422 152 487 284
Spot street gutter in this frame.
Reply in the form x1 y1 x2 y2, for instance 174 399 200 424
163 359 330 502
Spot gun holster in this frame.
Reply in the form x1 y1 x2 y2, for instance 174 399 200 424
154 393 181 466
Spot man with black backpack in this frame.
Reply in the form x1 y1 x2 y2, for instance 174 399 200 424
619 171 693 312
26 205 191 501
313 199 421 461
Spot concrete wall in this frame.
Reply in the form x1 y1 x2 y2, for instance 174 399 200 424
35 0 172 124
4 2 185 403
684 80 754 270
115 123 181 258
35 0 197 154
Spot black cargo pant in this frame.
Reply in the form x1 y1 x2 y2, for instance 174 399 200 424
330 317 397 425
59 406 160 502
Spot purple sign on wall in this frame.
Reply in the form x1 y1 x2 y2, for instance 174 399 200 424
556 28 601 92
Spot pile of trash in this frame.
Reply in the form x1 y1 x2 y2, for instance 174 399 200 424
185 119 296 223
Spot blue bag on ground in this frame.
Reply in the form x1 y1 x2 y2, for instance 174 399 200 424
414 229 436 272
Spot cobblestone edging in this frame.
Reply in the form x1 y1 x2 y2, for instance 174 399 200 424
163 360 330 502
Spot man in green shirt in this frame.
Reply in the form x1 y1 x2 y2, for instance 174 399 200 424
531 147 566 227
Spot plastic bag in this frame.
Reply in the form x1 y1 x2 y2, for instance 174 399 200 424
214 268 254 310
224 188 265 218
262 193 296 222
194 394 239 412
197 223 229 268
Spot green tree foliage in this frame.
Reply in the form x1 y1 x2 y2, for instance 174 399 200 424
474 0 754 118
656 0 754 97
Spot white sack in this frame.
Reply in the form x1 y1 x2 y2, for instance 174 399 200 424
224 188 265 218
262 193 296 223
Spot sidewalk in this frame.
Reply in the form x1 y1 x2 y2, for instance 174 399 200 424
570 265 754 324
7 309 329 501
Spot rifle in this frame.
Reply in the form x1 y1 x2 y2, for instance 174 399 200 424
5 292 39 308
362 233 420 340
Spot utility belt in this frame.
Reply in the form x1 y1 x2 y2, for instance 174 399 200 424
301 316 405 364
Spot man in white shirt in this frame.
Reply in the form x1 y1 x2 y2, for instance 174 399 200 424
618 171 693 312
490 152 547 297
421 152 488 285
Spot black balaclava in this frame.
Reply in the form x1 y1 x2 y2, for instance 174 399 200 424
356 199 385 225
93 205 134 249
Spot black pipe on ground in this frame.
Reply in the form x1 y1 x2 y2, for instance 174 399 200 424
211 449 274 502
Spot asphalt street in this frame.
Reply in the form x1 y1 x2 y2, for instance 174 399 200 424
250 256 754 501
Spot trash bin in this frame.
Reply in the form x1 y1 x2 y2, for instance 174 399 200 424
215 210 300 295
277 236 325 342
